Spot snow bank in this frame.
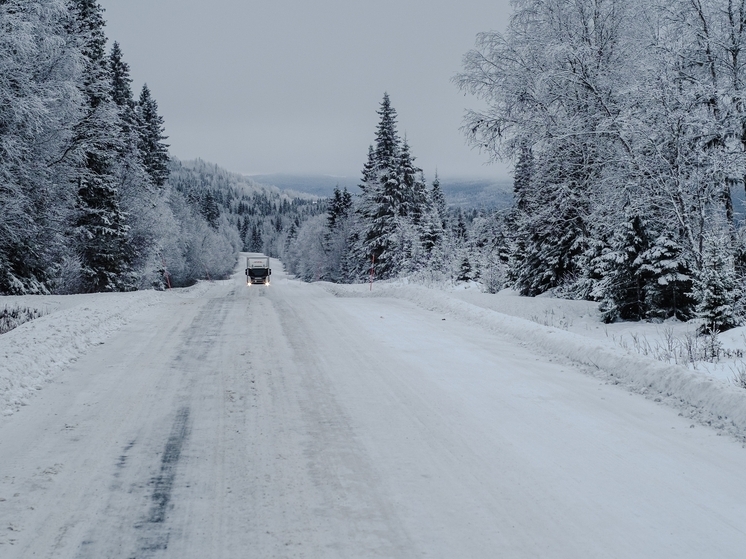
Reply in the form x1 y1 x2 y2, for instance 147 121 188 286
322 282 746 441
0 290 162 418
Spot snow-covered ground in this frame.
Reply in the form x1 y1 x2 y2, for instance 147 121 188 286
0 282 216 417
1 258 746 557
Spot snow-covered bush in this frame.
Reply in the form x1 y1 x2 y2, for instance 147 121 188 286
0 306 46 335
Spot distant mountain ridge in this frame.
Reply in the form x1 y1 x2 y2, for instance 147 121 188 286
248 173 514 210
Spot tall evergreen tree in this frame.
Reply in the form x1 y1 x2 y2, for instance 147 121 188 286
692 235 739 332
327 186 346 230
419 193 444 255
639 233 694 321
356 93 404 278
397 138 427 222
109 42 134 112
137 83 170 187
374 92 399 168
352 94 436 280
71 0 135 292
596 211 650 322
430 173 447 228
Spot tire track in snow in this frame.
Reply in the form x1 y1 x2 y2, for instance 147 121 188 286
135 406 191 556
72 290 232 559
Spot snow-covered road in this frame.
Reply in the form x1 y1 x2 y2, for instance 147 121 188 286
2 260 746 558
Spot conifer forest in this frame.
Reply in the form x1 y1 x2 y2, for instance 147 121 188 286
5 0 746 331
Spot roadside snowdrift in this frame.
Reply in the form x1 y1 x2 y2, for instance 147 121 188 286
0 291 161 417
322 282 746 441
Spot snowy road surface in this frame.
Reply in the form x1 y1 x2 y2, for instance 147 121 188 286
2 261 746 558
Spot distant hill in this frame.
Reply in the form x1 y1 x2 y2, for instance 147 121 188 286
247 174 358 198
249 173 514 210
440 178 513 210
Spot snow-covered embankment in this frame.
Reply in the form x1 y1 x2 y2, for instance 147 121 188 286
323 283 746 441
0 291 162 417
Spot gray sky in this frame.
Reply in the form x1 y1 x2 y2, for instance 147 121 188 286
98 0 512 181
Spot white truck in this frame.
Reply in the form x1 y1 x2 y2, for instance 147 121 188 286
245 255 271 285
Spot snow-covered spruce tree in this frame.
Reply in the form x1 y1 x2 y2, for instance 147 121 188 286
356 93 401 279
326 186 352 231
504 144 532 289
595 211 650 323
397 138 428 223
355 93 432 280
323 186 354 282
137 84 170 188
109 42 135 118
456 253 473 282
692 234 740 333
429 173 447 229
200 190 221 230
69 0 136 292
638 233 694 321
419 189 445 256
511 142 595 296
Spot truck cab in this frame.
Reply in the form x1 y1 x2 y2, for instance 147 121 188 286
245 256 271 285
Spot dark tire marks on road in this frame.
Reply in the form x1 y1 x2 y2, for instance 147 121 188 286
135 406 191 556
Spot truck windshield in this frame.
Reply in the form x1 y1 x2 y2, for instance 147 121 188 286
248 269 267 277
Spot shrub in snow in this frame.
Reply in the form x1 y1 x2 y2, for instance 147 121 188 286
730 362 746 390
0 306 46 335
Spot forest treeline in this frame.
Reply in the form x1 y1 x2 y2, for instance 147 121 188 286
0 0 320 293
288 0 746 332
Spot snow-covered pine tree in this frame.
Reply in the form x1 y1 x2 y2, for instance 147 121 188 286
639 233 694 321
374 92 399 169
457 254 473 282
327 186 352 231
250 225 263 252
356 93 403 279
454 210 467 242
430 173 447 228
596 212 650 323
397 138 427 222
467 212 501 292
109 42 135 116
137 84 170 187
692 234 740 333
419 191 444 256
323 186 354 282
70 0 135 292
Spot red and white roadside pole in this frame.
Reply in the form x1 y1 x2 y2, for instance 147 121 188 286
369 254 375 291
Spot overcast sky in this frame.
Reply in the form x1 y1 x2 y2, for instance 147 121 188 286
98 0 512 181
